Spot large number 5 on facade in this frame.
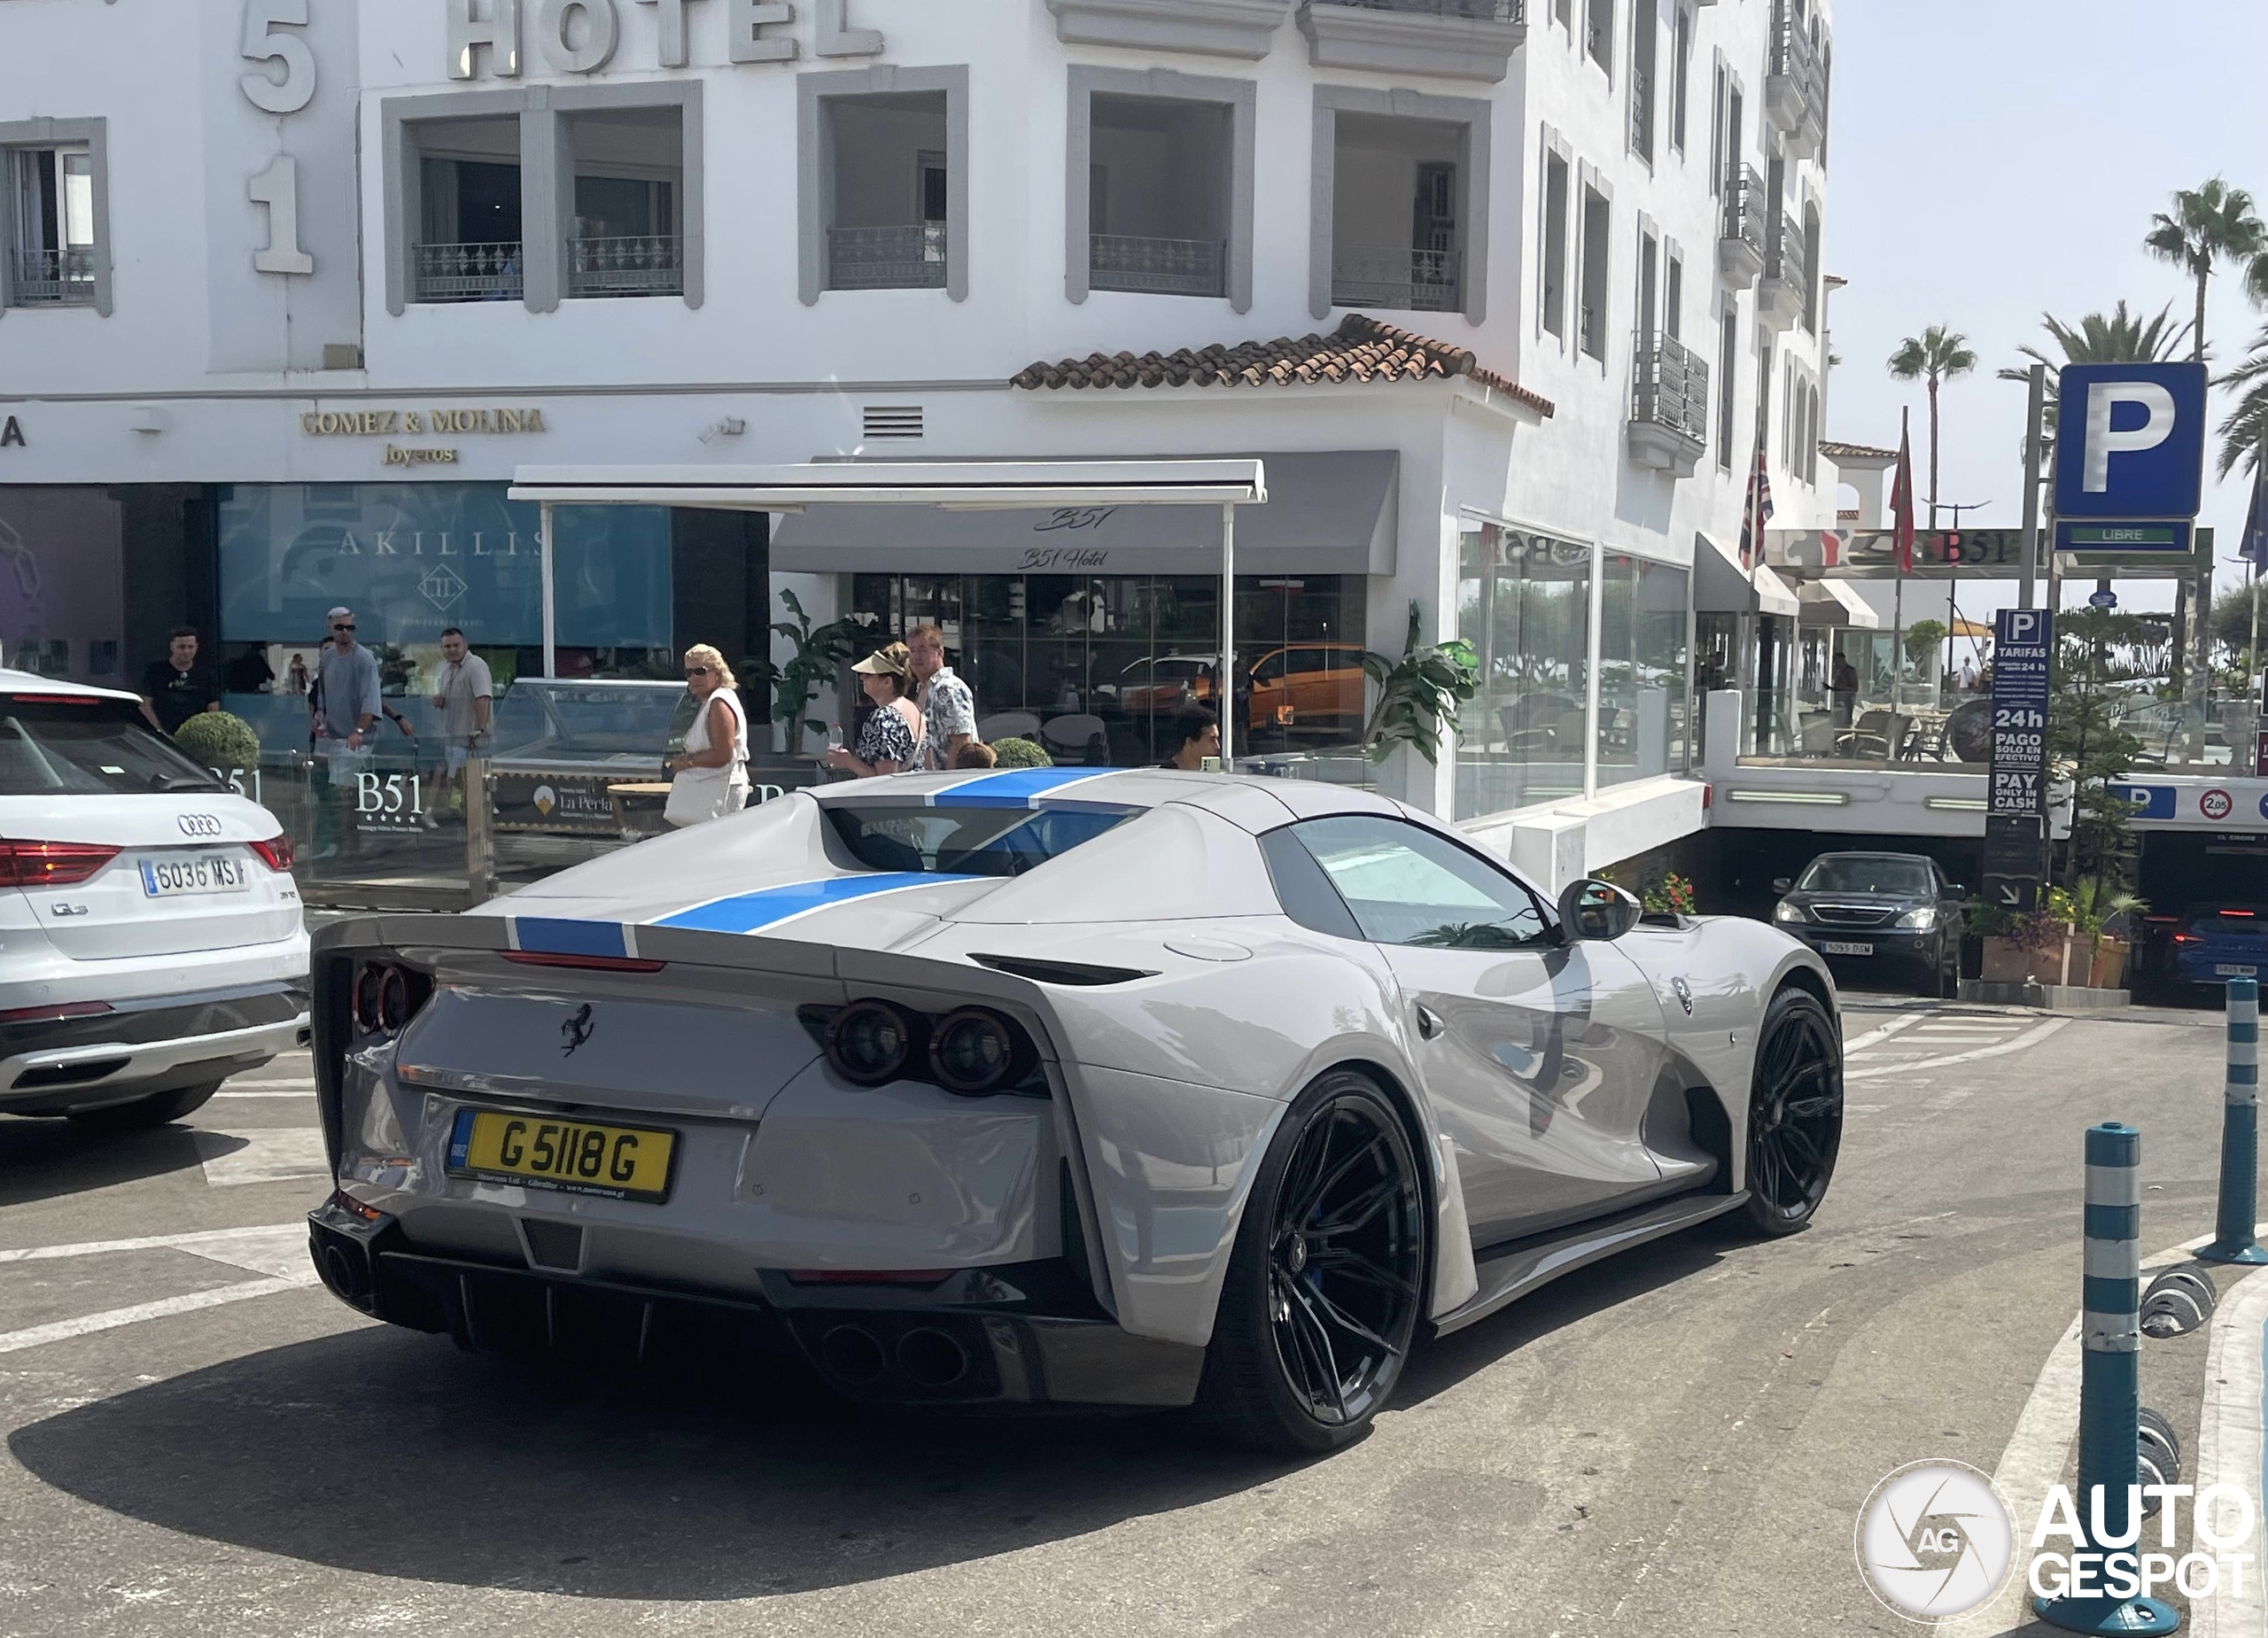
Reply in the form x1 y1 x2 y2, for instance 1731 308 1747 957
240 0 317 115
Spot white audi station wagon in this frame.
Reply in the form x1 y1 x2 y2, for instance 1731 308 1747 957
0 673 308 1129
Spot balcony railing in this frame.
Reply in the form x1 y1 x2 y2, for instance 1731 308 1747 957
567 234 683 298
1766 211 1807 294
8 246 97 306
1631 330 1710 446
1721 166 1766 260
1630 65 1653 158
1329 0 1525 18
1090 233 1226 298
1579 299 1603 360
1767 0 1828 146
414 240 524 304
1332 244 1461 313
827 223 947 291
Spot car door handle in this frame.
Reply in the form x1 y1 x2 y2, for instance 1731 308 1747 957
1414 1003 1443 1040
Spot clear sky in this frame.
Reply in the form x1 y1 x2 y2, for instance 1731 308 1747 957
1822 0 2267 615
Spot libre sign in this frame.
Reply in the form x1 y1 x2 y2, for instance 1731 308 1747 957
1984 608 2053 913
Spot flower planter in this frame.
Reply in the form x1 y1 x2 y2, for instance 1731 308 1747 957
2090 940 2129 991
1981 927 2085 985
1980 936 2033 983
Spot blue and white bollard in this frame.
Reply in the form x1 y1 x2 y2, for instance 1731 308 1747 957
2035 1122 2179 1635
2199 977 2266 1265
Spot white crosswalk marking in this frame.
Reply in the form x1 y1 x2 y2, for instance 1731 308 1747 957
194 1128 330 1187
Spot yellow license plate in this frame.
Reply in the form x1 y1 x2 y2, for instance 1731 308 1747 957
447 1109 677 1203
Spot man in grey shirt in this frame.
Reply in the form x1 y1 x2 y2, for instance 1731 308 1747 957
311 607 382 858
429 626 494 776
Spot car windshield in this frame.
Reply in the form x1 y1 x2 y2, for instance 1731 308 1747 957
1796 857 1933 896
486 681 694 757
0 698 227 796
825 803 1131 878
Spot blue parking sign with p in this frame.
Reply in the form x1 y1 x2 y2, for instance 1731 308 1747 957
2053 361 2208 520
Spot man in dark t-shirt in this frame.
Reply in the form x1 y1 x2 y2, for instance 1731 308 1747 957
138 627 220 735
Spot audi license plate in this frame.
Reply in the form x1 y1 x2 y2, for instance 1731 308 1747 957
140 854 250 897
1821 941 1875 957
2218 964 2260 977
446 1108 677 1203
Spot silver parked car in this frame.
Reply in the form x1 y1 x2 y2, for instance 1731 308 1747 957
307 768 1842 1454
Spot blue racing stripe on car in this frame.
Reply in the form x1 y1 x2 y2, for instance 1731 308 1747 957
510 917 630 958
932 768 1120 808
652 873 974 935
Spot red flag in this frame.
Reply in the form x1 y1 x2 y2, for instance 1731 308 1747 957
1737 439 1775 571
1891 409 1917 575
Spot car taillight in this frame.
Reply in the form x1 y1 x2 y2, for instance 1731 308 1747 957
0 1000 113 1025
928 1007 1033 1097
826 1000 920 1085
2173 934 2202 944
248 835 294 872
0 839 120 888
352 960 433 1037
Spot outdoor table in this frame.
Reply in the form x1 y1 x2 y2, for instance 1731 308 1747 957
606 781 675 840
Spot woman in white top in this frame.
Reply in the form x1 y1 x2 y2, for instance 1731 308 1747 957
662 644 750 827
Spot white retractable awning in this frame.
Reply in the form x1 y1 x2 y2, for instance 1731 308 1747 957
509 458 1270 758
1798 578 1882 629
508 459 1267 511
1694 531 1801 617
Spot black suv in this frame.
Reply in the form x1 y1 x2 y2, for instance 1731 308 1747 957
1771 851 1968 997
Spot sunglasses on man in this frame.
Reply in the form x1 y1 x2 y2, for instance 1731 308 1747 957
330 622 355 633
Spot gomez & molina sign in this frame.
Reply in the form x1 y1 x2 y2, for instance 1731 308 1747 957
301 408 548 436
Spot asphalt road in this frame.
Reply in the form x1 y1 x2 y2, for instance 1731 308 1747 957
0 995 2242 1637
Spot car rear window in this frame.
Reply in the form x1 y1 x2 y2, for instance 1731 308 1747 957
0 699 226 796
1797 857 1932 895
825 803 1130 878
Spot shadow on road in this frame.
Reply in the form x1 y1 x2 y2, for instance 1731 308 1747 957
8 1217 1749 1600
0 1118 232 1209
10 1324 1285 1600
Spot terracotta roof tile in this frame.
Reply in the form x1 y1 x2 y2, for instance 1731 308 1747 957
1010 313 1553 416
1818 439 1899 462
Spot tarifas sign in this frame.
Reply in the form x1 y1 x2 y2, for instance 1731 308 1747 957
301 408 548 436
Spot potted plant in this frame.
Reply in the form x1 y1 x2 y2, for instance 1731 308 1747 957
172 710 264 800
767 590 871 757
1359 602 1479 766
990 737 1052 769
2072 874 2146 990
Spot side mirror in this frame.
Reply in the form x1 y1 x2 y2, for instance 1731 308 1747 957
1771 877 1792 894
1557 878 1643 942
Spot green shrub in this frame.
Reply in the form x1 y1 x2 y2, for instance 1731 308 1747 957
989 736 1052 769
172 710 260 772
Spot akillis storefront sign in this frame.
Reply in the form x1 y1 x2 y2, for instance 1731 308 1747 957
1 416 23 449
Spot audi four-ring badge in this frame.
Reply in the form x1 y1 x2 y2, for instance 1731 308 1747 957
307 768 1842 1454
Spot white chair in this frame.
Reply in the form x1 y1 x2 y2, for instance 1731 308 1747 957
1039 713 1108 765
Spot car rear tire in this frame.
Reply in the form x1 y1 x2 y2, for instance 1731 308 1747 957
1741 988 1843 1237
64 1080 222 1131
1197 1069 1428 1456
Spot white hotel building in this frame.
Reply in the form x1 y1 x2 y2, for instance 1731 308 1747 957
0 0 1839 885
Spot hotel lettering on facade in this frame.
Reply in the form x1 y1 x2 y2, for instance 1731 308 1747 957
0 0 1842 876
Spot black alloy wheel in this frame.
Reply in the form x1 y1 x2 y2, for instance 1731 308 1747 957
1742 988 1844 1236
1200 1071 1428 1454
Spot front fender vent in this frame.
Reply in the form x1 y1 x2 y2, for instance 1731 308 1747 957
968 954 1157 987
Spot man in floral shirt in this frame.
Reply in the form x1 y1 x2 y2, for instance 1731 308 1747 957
906 624 977 770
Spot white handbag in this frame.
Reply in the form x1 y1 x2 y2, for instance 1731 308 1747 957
664 768 736 827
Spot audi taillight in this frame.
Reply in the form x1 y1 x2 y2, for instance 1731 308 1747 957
0 840 120 888
248 835 294 872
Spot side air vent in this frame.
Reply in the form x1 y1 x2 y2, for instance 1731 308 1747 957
969 953 1157 987
863 404 923 441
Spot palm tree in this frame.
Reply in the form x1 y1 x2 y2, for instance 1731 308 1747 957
1887 325 1977 529
1995 301 2193 454
2215 321 2268 478
2144 177 2266 362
